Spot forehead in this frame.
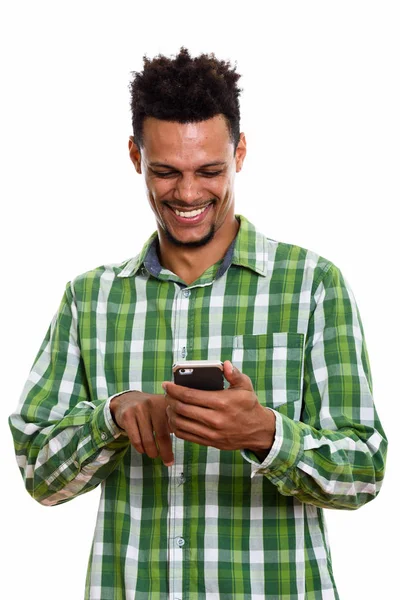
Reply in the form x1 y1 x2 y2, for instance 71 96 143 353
141 115 233 164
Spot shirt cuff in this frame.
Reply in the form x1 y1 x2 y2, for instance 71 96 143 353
241 409 303 480
91 392 130 446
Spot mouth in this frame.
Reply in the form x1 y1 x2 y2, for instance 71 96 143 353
166 201 214 225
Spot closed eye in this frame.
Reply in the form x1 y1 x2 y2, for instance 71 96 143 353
151 171 178 178
150 170 223 179
199 171 223 177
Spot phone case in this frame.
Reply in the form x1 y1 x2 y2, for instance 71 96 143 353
173 362 224 391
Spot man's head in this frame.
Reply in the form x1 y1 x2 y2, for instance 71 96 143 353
128 47 246 249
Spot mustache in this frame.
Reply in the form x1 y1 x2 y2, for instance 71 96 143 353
163 199 216 210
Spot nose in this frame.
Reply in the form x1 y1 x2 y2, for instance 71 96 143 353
172 173 202 203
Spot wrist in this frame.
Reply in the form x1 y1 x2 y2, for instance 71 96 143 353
109 390 136 429
247 406 276 455
247 448 270 462
109 396 123 429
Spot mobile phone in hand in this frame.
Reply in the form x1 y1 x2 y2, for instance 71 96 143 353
172 360 224 391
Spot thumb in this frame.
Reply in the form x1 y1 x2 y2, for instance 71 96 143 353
223 361 254 391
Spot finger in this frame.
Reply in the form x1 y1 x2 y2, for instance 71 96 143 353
167 409 174 434
223 360 254 391
166 405 174 434
163 382 222 408
169 410 217 439
167 398 215 427
173 428 217 448
136 413 159 459
151 409 174 466
123 414 145 455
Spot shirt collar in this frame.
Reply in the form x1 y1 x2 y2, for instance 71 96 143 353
117 215 268 279
231 215 268 277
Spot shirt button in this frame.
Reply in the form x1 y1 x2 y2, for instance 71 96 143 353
101 432 107 441
177 537 185 547
182 288 191 298
178 473 186 484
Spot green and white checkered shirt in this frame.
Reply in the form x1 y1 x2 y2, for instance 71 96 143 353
9 215 387 599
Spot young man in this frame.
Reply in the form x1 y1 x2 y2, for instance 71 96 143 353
10 47 387 599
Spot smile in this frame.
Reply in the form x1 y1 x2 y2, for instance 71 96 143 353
174 205 210 218
166 201 214 225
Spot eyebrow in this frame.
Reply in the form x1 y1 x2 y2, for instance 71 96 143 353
149 161 227 169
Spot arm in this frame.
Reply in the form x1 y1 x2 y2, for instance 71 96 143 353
9 282 131 506
244 264 388 509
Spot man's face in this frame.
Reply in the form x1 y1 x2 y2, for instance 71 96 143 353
129 115 246 247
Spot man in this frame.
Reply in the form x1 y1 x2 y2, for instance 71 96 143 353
10 47 387 599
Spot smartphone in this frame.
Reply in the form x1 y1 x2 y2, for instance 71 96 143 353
172 360 224 391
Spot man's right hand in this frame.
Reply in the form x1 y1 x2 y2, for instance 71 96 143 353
110 391 174 466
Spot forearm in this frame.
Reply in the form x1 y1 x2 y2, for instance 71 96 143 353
9 397 130 505
244 410 387 509
243 405 276 462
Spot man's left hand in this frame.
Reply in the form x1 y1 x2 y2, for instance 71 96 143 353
163 361 276 453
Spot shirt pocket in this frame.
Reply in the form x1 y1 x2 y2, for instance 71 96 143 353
232 332 305 421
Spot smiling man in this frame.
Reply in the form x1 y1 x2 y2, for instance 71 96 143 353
10 48 387 600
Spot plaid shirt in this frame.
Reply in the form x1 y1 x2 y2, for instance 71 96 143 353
9 215 387 600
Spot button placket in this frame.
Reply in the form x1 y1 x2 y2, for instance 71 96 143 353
168 284 191 600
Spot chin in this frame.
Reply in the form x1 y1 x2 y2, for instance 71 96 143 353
164 225 216 248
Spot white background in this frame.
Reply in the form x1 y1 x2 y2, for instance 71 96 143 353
1 1 399 598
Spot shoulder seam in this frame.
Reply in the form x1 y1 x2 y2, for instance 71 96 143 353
311 261 334 297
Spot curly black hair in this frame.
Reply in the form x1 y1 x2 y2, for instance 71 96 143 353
129 47 242 151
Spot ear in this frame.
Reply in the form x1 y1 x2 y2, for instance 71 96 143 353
235 132 247 173
128 136 142 174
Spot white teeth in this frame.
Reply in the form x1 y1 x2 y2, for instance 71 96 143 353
174 205 209 218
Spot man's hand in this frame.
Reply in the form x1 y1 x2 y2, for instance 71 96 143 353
110 391 174 466
163 361 276 455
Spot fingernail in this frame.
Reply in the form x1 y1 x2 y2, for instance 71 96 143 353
164 461 174 467
162 382 168 391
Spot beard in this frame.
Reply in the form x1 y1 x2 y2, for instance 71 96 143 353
164 224 216 248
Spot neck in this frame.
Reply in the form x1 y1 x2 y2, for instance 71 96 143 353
158 216 239 285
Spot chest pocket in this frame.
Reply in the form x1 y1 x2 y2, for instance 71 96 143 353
232 332 305 421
